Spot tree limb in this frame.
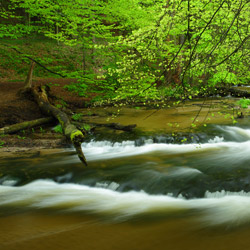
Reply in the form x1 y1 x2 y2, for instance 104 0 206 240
1 43 66 78
181 0 226 84
211 35 249 67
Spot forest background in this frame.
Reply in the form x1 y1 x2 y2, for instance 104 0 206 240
0 0 249 105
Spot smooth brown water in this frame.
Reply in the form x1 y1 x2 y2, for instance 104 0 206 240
2 212 250 250
82 98 240 133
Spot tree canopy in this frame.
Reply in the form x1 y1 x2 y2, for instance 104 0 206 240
1 0 249 103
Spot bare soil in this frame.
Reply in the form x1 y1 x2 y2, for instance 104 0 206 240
0 78 90 127
0 78 89 153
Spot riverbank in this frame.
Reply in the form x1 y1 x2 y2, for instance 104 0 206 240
0 78 87 156
0 78 249 159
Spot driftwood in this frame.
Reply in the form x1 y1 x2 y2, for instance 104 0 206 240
0 117 54 135
31 85 88 166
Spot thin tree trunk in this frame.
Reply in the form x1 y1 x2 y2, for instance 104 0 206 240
24 61 35 89
18 61 35 96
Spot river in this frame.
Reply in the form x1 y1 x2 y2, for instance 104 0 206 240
1 121 250 249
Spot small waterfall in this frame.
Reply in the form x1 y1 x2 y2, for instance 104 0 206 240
2 125 250 227
2 180 250 226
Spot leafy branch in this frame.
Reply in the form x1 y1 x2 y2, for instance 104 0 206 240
1 43 66 77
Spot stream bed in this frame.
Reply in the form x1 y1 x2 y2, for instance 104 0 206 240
1 120 250 250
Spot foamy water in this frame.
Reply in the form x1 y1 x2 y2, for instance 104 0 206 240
1 125 250 227
79 125 250 167
1 179 250 226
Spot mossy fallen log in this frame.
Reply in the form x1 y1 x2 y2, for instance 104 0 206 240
0 117 54 135
32 85 88 166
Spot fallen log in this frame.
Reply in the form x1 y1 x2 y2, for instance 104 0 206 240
32 85 88 166
0 117 54 135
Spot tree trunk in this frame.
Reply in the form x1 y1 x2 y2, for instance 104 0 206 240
18 62 36 96
31 85 88 166
24 61 35 89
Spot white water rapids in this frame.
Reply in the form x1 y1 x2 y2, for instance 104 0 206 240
1 125 250 227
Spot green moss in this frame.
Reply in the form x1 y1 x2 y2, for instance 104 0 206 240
53 124 63 134
70 130 83 141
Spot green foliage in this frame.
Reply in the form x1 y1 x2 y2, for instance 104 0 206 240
208 71 238 86
0 24 39 38
39 126 45 133
82 124 91 131
53 124 63 134
59 99 67 108
46 82 60 87
236 98 250 109
55 104 63 109
107 0 249 101
64 80 88 97
17 135 26 139
0 36 84 78
0 140 5 148
0 0 249 103
72 113 83 121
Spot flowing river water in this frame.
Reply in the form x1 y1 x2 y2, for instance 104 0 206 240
2 115 250 249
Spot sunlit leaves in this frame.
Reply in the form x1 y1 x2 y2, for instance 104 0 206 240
106 0 249 102
1 0 249 103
